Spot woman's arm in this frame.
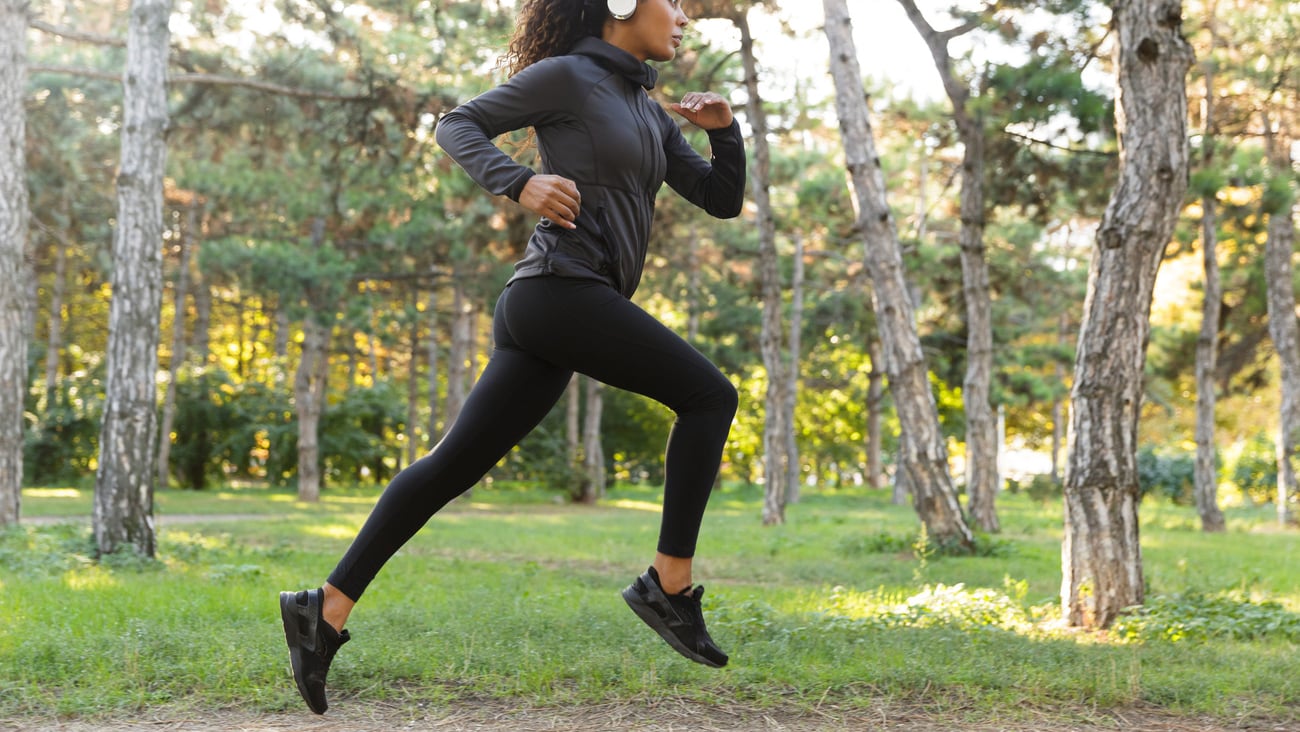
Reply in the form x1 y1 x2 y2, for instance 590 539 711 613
661 93 747 219
434 59 572 203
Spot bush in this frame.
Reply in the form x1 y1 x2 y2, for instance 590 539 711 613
23 370 104 484
1137 446 1195 505
169 367 243 489
1006 473 1061 505
1113 592 1300 643
1227 432 1277 505
321 380 407 484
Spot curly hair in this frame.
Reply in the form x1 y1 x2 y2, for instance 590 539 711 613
502 0 610 77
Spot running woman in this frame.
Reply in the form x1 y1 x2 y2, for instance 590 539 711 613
279 0 746 713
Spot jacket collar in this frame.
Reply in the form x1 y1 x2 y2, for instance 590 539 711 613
571 36 658 90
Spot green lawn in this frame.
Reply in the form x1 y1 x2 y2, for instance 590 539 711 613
2 482 1298 725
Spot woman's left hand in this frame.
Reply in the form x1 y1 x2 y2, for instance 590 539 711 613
671 92 734 130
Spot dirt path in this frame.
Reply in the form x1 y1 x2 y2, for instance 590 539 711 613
8 700 1290 732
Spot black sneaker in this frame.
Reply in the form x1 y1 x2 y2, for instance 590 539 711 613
279 588 350 714
622 566 728 668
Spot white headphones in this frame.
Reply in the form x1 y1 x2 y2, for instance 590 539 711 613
607 0 637 20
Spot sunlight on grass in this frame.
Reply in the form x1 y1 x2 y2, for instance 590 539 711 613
604 498 663 513
25 488 82 499
809 582 1039 632
304 523 363 540
63 565 118 591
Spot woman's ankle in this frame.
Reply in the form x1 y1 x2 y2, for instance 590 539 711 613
321 583 354 633
652 553 693 595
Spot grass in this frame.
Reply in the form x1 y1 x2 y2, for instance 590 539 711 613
3 482 1299 725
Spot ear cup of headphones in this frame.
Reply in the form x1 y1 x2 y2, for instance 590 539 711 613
607 0 637 20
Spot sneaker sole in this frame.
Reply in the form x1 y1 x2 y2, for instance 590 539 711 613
279 591 327 714
621 585 726 668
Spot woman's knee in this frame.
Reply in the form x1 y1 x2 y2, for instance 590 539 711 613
695 372 738 418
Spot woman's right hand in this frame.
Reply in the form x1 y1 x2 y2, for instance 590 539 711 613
519 174 581 230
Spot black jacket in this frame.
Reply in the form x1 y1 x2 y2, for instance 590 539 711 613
435 37 747 298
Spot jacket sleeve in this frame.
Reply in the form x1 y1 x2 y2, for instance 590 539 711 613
434 59 576 202
660 113 747 219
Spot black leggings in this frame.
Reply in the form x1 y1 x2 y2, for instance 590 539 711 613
327 276 738 602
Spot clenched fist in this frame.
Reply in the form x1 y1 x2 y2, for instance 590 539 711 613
519 174 581 229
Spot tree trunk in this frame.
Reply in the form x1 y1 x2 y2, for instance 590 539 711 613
94 0 171 556
579 377 605 504
192 261 211 365
445 278 472 431
405 298 421 468
823 0 973 550
425 285 440 445
687 230 701 343
958 123 999 533
784 233 804 503
736 10 788 526
1051 313 1068 484
43 226 68 400
295 314 330 502
1264 196 1299 527
1062 0 1192 628
1193 54 1226 533
866 334 885 490
156 205 194 490
0 0 30 527
566 373 581 468
898 0 999 534
273 299 290 360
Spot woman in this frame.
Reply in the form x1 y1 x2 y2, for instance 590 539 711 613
279 0 747 714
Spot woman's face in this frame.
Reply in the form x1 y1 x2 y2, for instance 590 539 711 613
605 0 690 63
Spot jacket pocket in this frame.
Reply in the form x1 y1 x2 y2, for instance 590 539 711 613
595 206 623 292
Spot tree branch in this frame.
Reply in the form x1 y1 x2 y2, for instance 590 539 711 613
29 19 126 47
28 64 370 101
1002 129 1115 158
938 17 982 43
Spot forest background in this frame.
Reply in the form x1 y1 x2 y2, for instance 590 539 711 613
7 0 1300 572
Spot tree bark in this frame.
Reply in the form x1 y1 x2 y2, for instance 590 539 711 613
784 233 804 504
0 0 30 527
866 334 885 490
1062 0 1192 628
273 299 290 359
425 285 441 446
192 252 211 365
579 377 605 504
1052 313 1068 484
156 206 193 490
734 10 788 526
94 0 171 556
823 0 974 550
566 373 581 469
43 224 68 400
445 278 472 431
1264 195 1299 527
405 297 421 468
898 0 999 533
1193 46 1226 533
295 314 330 502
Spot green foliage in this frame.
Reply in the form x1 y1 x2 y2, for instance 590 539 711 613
23 370 104 485
1137 446 1196 505
169 367 243 489
1114 592 1300 643
815 581 1036 634
1226 432 1278 505
321 380 408 485
1005 473 1063 505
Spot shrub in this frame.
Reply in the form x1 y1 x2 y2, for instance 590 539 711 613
1137 446 1195 505
1227 432 1277 505
1113 592 1300 643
